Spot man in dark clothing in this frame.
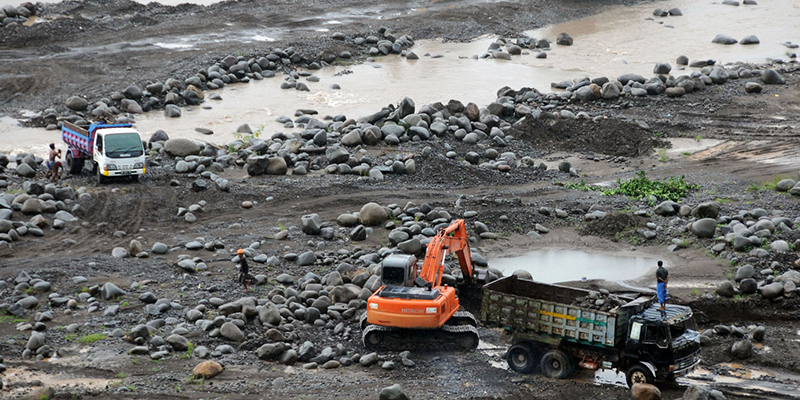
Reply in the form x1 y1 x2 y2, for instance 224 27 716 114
656 260 669 310
237 249 252 292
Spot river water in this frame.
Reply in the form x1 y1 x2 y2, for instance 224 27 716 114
489 249 656 284
2 0 798 157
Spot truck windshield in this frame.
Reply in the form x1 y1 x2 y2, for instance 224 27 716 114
105 133 143 158
669 317 697 338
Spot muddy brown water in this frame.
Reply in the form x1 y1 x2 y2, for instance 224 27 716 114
2 0 798 159
489 249 657 284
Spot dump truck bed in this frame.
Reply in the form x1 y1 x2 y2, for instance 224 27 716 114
481 276 646 349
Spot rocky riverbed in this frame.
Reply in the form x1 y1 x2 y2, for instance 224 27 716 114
1 0 800 399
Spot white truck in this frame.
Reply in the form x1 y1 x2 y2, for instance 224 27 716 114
61 122 146 183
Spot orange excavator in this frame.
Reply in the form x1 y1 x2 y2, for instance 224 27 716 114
361 219 484 349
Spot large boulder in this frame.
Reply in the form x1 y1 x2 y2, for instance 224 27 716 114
100 282 126 300
731 339 752 359
66 96 89 111
631 383 661 400
164 138 200 157
759 282 784 298
220 322 246 342
761 69 786 85
556 32 573 46
692 202 721 219
257 343 285 360
712 34 738 45
259 302 282 325
379 384 410 400
149 130 169 145
654 201 679 216
691 218 717 238
359 202 388 226
16 163 36 178
653 63 672 75
192 361 224 379
325 146 350 164
301 214 322 235
715 281 735 297
266 157 288 175
21 198 43 214
682 385 727 400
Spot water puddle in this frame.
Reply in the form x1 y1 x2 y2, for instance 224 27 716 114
3 365 111 396
681 366 800 398
665 138 726 158
489 250 656 284
477 340 507 370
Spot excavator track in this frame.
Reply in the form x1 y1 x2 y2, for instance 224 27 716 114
447 310 478 326
362 320 480 351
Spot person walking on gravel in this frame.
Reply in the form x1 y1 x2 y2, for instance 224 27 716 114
236 249 253 292
656 260 669 310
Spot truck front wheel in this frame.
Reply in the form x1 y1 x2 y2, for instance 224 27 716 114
97 167 107 184
507 343 537 373
541 349 573 379
626 364 655 388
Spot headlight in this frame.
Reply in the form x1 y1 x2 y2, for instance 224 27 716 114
104 164 118 171
133 162 144 168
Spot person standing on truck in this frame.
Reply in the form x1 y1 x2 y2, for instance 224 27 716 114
47 143 62 182
236 249 253 292
656 260 669 310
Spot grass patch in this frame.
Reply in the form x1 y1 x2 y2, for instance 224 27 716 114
657 149 669 162
65 334 77 341
560 171 698 202
77 333 108 344
0 314 26 324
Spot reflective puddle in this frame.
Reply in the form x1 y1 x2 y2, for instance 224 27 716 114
490 250 656 284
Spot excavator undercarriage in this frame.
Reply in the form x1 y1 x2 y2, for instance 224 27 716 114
361 311 480 350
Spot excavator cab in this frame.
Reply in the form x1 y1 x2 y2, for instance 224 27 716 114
380 254 418 287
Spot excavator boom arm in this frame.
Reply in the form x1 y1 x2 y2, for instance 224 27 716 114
418 219 474 286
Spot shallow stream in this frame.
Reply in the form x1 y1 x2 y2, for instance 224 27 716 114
1 0 798 159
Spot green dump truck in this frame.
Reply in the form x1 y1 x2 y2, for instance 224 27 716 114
481 276 701 387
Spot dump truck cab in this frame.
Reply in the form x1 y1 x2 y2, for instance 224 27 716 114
94 127 146 178
624 304 701 385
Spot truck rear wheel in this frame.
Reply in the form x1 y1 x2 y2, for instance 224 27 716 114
626 364 655 388
507 343 537 373
65 152 84 175
541 349 573 379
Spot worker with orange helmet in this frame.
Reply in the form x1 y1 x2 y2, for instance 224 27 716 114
236 248 252 292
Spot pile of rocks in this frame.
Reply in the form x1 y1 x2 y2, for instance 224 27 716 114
571 289 626 312
698 323 766 361
481 34 572 60
0 182 88 248
543 63 785 105
145 95 566 182
716 268 800 301
29 27 415 129
0 3 37 28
